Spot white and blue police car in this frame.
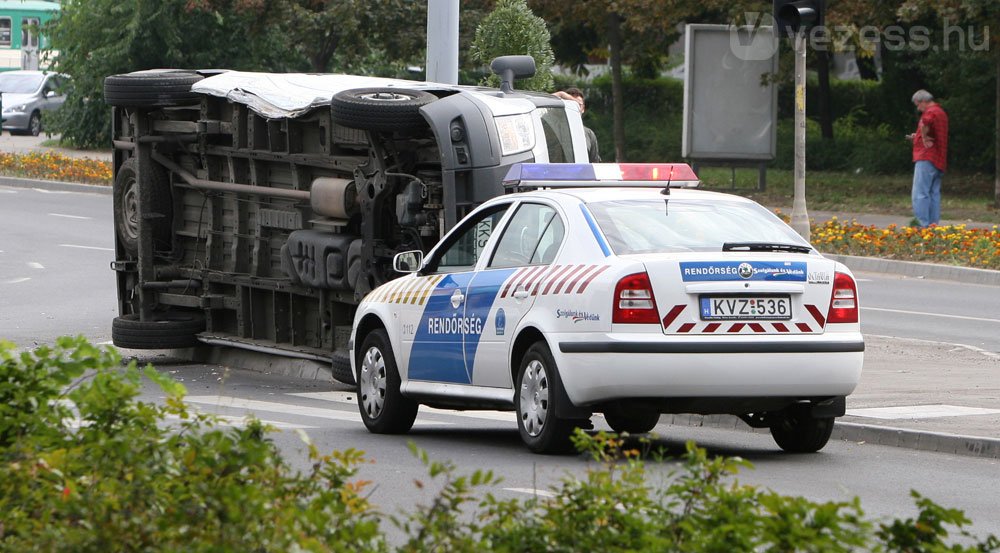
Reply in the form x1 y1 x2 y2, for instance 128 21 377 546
349 163 864 454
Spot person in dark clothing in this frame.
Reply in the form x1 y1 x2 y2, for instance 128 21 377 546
554 87 601 162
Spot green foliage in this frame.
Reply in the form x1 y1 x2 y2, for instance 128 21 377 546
2 337 998 551
471 0 556 91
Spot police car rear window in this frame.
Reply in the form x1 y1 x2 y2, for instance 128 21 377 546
587 199 808 255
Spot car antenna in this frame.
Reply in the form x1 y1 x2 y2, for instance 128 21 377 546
662 165 672 215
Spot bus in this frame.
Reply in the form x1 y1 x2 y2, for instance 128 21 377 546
0 0 59 72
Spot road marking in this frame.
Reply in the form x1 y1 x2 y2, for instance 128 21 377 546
49 212 92 220
1 277 30 284
862 306 1000 324
33 188 70 194
504 487 557 498
27 262 44 269
60 244 115 252
290 391 517 423
847 404 1000 420
185 395 455 427
67 413 316 430
867 333 1000 360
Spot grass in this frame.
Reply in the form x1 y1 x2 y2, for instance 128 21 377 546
698 167 1000 225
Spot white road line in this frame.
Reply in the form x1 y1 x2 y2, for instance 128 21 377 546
866 334 1000 360
49 212 92 220
33 188 70 194
1 277 30 284
185 395 455 427
60 244 115 252
862 306 1000 324
67 414 317 430
504 487 557 498
27 262 44 269
290 391 517 423
846 404 1000 420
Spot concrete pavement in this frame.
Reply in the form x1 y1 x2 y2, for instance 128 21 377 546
3 160 999 458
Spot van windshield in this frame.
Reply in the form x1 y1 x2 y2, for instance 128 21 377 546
587 198 810 254
537 107 575 163
0 73 43 94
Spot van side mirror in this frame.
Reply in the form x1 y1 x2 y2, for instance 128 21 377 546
490 55 536 94
393 250 423 273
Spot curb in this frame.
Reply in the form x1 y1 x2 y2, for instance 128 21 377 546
826 254 1000 287
661 414 1000 459
0 175 112 195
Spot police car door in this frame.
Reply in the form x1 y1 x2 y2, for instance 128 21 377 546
468 201 566 388
403 203 512 384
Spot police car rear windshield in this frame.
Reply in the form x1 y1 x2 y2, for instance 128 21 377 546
587 199 811 255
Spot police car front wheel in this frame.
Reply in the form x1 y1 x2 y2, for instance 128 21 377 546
357 330 418 434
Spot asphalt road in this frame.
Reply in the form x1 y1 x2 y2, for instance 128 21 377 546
134 361 1000 538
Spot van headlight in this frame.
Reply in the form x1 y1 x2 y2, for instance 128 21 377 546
494 113 535 156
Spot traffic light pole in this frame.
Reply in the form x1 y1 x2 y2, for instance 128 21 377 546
790 30 810 241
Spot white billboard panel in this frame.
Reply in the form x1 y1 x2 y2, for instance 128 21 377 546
682 24 778 160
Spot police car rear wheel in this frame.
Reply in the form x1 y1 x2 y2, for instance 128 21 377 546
357 329 417 434
769 406 835 453
516 342 576 454
604 409 660 435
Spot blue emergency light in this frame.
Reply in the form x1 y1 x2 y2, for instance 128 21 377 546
502 163 700 191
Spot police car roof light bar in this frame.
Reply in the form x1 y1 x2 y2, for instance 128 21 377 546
502 163 700 191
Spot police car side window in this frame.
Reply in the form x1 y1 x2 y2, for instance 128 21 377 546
489 203 562 269
431 205 510 273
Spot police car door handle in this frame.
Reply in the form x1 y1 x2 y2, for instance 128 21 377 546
450 290 465 308
512 287 530 299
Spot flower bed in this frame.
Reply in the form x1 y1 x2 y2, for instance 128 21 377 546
0 151 112 185
814 218 1000 270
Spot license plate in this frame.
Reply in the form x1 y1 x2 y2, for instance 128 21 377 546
699 295 792 321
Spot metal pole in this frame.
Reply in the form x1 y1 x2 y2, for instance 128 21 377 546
426 0 459 84
791 30 810 241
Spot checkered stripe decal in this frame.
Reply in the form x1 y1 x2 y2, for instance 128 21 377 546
660 303 828 334
498 264 609 298
367 275 446 306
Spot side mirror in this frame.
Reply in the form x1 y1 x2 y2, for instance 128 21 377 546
393 250 424 273
45 90 56 98
490 55 536 94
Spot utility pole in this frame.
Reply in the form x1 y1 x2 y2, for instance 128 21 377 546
774 0 825 241
426 0 459 84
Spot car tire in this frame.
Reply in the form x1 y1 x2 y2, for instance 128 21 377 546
331 87 435 133
604 409 660 434
516 342 578 454
114 158 173 256
104 70 204 108
331 351 355 386
111 311 205 349
28 111 41 137
356 329 418 434
769 406 835 453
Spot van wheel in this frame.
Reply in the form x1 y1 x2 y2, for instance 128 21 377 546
114 158 173 256
357 330 417 434
769 405 835 453
104 70 204 108
111 311 205 349
331 88 435 133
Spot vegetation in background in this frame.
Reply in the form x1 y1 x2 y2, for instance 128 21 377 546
2 337 998 551
0 152 111 184
471 0 555 92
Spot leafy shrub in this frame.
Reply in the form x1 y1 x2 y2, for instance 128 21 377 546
471 0 555 92
2 337 998 551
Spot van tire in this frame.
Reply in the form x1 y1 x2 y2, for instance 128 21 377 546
114 158 173 256
112 312 205 349
331 88 435 133
104 70 204 108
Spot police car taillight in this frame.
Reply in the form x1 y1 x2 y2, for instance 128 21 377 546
827 272 859 324
613 272 660 324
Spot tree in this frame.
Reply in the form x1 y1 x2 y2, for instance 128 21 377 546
47 0 291 148
471 0 555 92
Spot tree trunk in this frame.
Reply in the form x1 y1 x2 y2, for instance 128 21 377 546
607 12 625 162
995 52 1000 208
817 48 833 140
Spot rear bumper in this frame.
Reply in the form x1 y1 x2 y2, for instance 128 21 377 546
549 332 864 407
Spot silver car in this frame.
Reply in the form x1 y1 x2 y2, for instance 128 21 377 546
0 70 67 136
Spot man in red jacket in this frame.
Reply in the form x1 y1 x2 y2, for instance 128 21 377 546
906 90 948 227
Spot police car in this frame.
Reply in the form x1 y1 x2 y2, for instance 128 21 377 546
349 163 864 454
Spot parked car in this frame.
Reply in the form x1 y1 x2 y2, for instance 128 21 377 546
350 162 864 454
0 70 67 136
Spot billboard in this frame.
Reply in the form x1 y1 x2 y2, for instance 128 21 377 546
682 24 778 161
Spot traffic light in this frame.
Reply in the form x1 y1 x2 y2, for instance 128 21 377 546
773 0 825 37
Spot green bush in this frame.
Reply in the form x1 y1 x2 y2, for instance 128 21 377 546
2 337 998 551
